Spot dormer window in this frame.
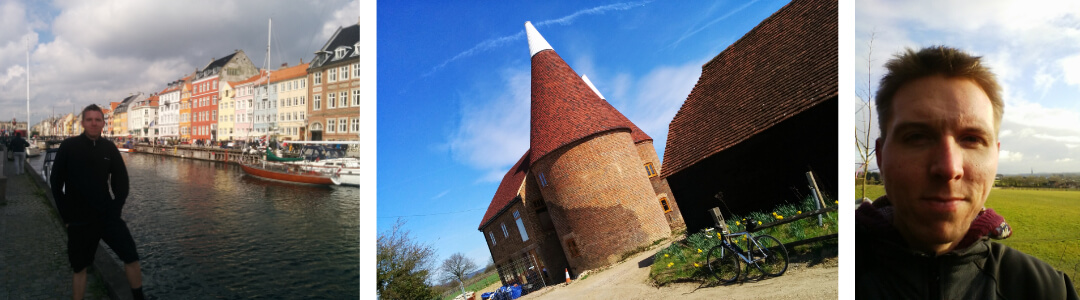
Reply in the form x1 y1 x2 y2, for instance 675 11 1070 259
354 42 360 53
335 47 346 59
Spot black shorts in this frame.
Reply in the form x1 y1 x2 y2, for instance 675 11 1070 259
67 219 140 273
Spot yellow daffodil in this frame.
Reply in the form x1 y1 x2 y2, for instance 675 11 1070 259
835 200 838 204
735 221 740 226
697 249 703 253
797 211 802 214
777 215 784 220
667 262 674 268
758 221 762 225
664 254 669 258
694 263 700 267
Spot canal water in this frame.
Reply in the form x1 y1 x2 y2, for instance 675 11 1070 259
29 152 359 298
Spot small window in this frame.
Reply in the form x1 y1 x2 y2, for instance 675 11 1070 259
489 232 496 246
314 72 322 85
501 223 509 238
566 238 581 258
538 172 548 187
645 162 657 178
514 210 529 242
659 197 671 213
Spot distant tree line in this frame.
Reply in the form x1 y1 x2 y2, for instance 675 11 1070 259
995 174 1080 189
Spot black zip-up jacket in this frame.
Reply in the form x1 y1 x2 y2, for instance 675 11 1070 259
8 136 29 153
50 134 129 224
857 198 1079 299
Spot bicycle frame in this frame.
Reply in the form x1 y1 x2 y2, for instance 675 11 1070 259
720 231 769 265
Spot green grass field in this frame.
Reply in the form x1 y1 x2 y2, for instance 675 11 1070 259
857 185 1080 288
440 272 500 300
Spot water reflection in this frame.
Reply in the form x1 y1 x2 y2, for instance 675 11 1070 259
30 153 359 298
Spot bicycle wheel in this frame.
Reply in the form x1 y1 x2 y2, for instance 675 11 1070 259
706 244 740 283
750 234 788 277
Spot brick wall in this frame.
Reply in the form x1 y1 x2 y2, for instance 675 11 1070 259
532 130 671 271
635 141 685 231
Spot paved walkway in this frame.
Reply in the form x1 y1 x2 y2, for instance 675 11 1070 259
0 156 108 299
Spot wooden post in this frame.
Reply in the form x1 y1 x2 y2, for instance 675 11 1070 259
805 171 827 208
806 171 827 226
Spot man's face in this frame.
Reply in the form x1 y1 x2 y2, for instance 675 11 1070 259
82 110 105 139
876 75 999 254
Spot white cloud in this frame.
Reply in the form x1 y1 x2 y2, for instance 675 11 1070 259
999 150 1024 162
444 68 531 182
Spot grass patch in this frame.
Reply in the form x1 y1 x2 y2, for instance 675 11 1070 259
440 272 501 300
649 196 839 285
857 185 1080 289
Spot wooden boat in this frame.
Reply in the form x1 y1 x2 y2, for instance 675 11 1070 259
238 161 335 185
282 141 360 186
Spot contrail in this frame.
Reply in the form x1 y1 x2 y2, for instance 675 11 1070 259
423 1 652 77
668 0 760 50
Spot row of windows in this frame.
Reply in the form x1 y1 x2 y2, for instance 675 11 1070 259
312 90 361 110
488 210 531 247
312 63 360 85
195 80 217 94
324 117 361 133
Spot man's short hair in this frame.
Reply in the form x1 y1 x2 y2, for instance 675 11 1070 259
81 104 104 120
875 46 1004 138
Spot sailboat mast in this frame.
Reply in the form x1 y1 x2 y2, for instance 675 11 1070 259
26 37 30 135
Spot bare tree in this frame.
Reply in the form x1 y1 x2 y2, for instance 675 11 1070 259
856 31 877 203
441 252 479 297
377 219 438 300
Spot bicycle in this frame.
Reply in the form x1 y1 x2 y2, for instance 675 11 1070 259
705 216 789 283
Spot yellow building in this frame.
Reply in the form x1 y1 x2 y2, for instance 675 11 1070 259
271 62 309 140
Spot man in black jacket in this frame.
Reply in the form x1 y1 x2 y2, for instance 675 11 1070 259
856 46 1078 299
51 104 145 300
8 131 30 175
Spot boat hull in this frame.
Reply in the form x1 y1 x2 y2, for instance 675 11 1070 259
239 163 335 185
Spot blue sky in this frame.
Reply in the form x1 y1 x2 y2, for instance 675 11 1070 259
854 0 1080 175
378 0 791 272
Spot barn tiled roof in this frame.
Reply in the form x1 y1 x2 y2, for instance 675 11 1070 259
527 21 636 164
478 150 531 230
661 0 838 178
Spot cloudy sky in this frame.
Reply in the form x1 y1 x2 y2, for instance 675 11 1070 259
854 0 1080 175
378 0 791 271
0 0 358 126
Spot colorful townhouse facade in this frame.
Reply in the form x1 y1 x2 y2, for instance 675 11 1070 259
270 62 308 141
180 78 193 141
229 71 266 142
191 50 260 142
307 22 360 141
129 93 159 140
158 78 184 140
253 70 278 135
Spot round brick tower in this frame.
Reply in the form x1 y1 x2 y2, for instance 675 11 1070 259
525 22 670 270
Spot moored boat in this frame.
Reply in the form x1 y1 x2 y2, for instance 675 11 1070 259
238 161 336 185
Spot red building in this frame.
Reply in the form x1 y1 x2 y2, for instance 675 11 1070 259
190 50 259 142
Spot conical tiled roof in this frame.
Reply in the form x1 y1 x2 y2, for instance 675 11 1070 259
526 21 634 164
581 74 652 144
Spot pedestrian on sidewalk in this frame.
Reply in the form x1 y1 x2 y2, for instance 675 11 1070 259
8 132 30 175
51 104 146 300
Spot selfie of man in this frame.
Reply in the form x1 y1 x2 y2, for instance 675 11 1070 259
855 46 1079 299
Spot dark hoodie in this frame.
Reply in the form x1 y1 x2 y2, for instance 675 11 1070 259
856 196 1078 299
50 133 129 224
